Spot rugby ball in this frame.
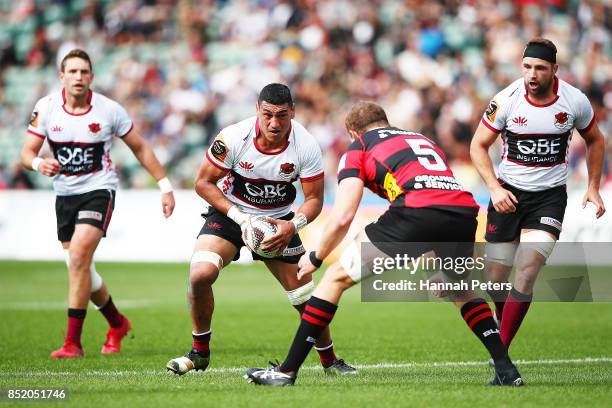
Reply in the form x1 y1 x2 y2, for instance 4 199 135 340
243 217 279 258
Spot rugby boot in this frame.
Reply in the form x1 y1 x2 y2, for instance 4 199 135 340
50 342 84 359
101 317 132 354
166 349 210 375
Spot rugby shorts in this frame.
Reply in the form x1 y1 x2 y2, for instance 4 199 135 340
485 181 567 242
56 189 115 242
364 206 478 280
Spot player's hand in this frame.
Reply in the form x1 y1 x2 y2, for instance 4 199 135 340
297 253 317 280
582 188 606 218
161 191 175 218
261 218 295 253
38 158 61 177
490 185 518 213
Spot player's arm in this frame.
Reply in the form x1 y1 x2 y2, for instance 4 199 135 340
262 177 324 252
20 134 60 176
470 121 518 213
296 177 363 279
121 128 175 218
579 124 606 218
194 158 234 214
313 177 363 259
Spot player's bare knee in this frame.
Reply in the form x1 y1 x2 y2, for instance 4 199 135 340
189 264 219 288
322 263 354 291
189 251 223 286
67 249 92 273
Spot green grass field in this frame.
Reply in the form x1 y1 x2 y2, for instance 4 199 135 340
0 261 610 407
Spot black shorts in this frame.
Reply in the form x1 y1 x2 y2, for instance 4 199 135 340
485 181 567 242
365 207 478 266
198 208 305 264
56 189 115 242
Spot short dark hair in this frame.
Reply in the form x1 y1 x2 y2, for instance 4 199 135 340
345 101 389 134
525 37 557 54
60 49 93 72
258 83 293 106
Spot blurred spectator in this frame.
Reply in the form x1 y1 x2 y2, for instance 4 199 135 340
0 0 609 202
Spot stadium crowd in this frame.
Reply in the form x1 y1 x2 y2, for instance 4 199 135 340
0 0 609 201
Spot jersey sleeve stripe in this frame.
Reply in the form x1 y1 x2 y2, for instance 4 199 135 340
118 122 134 138
27 129 45 139
300 173 324 182
205 150 230 170
337 169 361 183
577 115 596 135
481 118 501 133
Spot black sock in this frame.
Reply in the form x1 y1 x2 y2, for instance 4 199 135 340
461 298 510 366
279 297 337 374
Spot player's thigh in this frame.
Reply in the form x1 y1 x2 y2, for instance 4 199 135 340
69 224 104 263
264 259 306 291
191 234 239 277
339 229 390 283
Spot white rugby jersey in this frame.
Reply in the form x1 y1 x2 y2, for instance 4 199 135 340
27 89 133 196
206 116 324 218
481 77 595 191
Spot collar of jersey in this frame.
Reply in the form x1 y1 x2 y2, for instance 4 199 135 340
523 76 559 108
61 89 93 116
254 118 292 155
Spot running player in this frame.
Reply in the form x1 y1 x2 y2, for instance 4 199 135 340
470 38 606 351
165 83 355 376
246 101 523 386
20 49 175 358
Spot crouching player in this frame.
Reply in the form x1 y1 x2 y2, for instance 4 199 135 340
166 84 355 376
246 101 523 386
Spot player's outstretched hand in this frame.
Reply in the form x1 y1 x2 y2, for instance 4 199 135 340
38 158 61 177
297 253 317 280
261 218 294 252
161 192 175 218
582 188 606 218
490 185 518 213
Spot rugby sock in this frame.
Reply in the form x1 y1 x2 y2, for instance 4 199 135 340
315 343 337 368
280 296 337 374
66 308 87 347
192 330 211 355
460 299 509 364
500 288 532 349
98 296 124 328
487 288 510 323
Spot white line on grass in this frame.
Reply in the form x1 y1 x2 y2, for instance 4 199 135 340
2 357 610 377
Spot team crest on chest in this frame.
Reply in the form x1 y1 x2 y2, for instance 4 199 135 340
554 112 570 129
279 162 295 179
88 122 101 134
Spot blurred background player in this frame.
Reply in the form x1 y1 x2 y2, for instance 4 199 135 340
20 49 175 358
165 83 355 376
470 38 606 352
246 101 523 386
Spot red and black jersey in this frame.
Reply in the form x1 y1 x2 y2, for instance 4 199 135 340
337 127 478 214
